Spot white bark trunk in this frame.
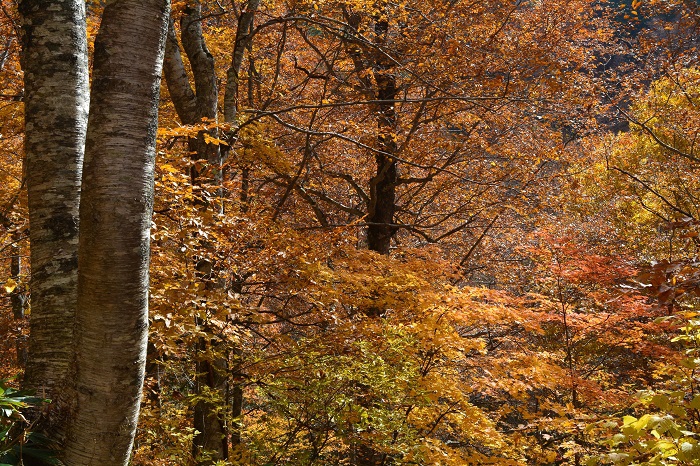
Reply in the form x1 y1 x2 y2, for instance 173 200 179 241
19 0 88 398
61 1 170 464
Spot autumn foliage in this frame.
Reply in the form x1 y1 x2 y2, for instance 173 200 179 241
2 0 700 464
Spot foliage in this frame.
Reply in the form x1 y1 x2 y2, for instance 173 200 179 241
589 313 700 465
0 379 57 466
3 0 700 464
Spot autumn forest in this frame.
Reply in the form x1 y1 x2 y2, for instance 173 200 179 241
1 0 699 464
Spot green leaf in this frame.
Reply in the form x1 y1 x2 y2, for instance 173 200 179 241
689 395 700 409
653 394 670 410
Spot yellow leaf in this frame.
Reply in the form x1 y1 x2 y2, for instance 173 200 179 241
203 133 229 146
4 278 17 293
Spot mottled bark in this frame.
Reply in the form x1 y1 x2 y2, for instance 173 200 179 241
61 1 170 464
18 0 88 399
164 17 198 125
180 4 217 123
163 4 217 136
164 3 220 190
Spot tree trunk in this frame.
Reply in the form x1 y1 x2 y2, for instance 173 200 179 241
10 233 28 367
358 13 398 466
163 2 260 460
18 0 88 399
61 1 169 464
223 0 260 125
163 5 228 462
10 234 25 321
192 345 229 463
164 3 220 186
366 17 398 257
224 1 259 457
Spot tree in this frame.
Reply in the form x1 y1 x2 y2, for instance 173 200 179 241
18 0 88 404
18 0 170 464
141 0 606 463
163 5 228 461
162 1 262 461
0 0 28 378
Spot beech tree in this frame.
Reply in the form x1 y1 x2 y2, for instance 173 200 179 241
18 0 170 464
162 1 260 461
19 0 88 404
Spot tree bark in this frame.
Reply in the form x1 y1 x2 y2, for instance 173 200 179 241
163 5 228 462
163 2 260 460
61 1 170 464
18 0 88 399
10 233 28 367
10 234 26 321
164 3 221 197
223 0 260 125
224 1 259 457
357 12 398 466
366 17 398 257
192 346 229 463
164 16 198 125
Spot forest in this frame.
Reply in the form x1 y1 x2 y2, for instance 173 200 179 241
0 0 699 464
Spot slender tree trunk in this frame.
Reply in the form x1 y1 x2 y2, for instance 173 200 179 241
164 2 260 460
61 1 170 464
18 0 88 399
192 343 229 463
164 3 219 184
224 1 259 456
223 0 259 125
10 233 28 367
230 352 244 453
366 17 398 257
10 234 25 320
164 5 228 462
357 12 398 466
228 277 248 458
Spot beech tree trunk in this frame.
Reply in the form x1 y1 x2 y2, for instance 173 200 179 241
224 1 259 458
223 0 259 125
60 1 169 464
164 5 228 462
164 2 260 460
18 0 88 399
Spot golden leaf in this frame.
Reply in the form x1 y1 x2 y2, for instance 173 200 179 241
4 278 17 293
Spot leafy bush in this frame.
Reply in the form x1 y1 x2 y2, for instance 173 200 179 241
0 379 59 466
589 313 700 465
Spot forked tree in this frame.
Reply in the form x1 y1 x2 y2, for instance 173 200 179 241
19 0 170 464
